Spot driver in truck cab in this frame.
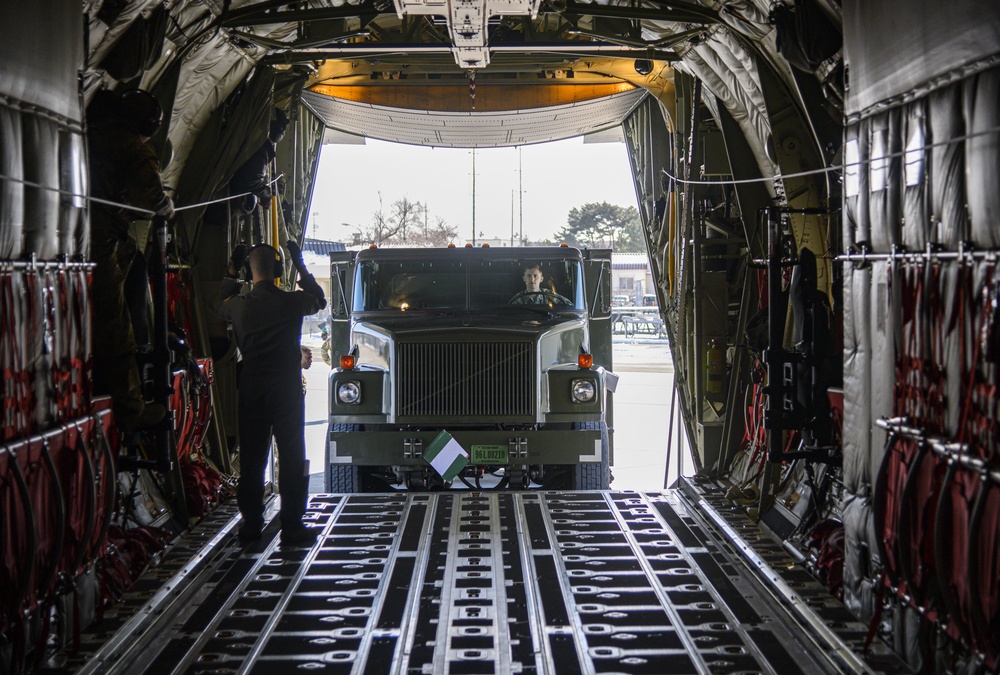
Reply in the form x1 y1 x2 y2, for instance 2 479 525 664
509 263 571 306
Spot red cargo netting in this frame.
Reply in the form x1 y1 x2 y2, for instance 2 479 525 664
874 260 999 666
0 409 118 666
1 267 93 442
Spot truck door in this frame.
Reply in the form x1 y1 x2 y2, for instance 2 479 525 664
582 250 614 463
582 249 613 367
328 251 357 360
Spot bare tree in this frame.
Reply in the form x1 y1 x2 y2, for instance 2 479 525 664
415 216 458 247
391 197 425 244
361 192 405 245
360 195 456 247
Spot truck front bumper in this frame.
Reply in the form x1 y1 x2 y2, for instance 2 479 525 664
327 428 603 467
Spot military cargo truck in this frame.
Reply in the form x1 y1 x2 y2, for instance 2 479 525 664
325 246 614 491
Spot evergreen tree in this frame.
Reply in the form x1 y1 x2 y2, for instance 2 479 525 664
557 202 643 251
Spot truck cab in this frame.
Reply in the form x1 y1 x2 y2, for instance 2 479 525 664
325 246 614 491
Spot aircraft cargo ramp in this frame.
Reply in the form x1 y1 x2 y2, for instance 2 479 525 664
60 481 908 674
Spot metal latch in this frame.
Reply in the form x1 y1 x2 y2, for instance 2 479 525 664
404 438 423 459
508 437 528 460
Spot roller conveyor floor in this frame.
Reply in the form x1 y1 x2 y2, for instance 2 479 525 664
60 484 909 675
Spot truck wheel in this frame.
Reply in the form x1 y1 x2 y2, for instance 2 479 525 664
327 423 361 493
571 421 610 490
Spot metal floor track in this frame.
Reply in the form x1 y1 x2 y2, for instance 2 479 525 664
65 488 910 674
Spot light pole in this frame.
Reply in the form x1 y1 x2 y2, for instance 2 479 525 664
472 148 477 246
518 147 523 245
511 190 515 247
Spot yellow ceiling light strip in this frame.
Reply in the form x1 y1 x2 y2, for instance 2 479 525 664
309 81 637 113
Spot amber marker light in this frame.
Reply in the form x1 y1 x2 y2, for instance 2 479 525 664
448 243 456 248
560 243 569 247
578 353 593 369
369 244 378 249
340 354 356 370
465 243 473 248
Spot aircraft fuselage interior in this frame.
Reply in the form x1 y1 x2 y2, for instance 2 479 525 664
1 1 999 673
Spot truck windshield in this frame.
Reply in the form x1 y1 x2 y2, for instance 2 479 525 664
352 257 586 312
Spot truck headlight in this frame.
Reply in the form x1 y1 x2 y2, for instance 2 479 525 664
337 381 361 405
571 379 596 403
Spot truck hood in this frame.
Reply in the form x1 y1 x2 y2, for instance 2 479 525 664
354 311 584 339
351 312 590 374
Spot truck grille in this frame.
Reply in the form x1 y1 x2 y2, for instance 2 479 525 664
397 342 535 418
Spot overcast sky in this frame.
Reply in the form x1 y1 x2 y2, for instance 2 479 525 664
308 136 640 244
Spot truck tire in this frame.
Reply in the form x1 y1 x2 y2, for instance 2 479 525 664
572 421 610 490
328 464 360 493
327 423 361 493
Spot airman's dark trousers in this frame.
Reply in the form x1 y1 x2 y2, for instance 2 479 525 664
237 370 308 530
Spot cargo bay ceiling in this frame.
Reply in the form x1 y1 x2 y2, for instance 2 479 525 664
86 0 842 158
219 0 706 149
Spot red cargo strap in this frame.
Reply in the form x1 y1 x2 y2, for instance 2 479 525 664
863 575 887 656
969 479 1000 669
172 358 214 461
181 458 223 518
95 531 132 620
56 421 96 585
73 269 93 418
54 270 70 420
191 359 214 454
2 272 34 441
894 262 947 433
873 430 916 592
89 410 118 561
166 270 197 353
52 269 90 422
171 368 194 460
19 434 67 616
0 443 34 650
22 271 40 437
808 518 845 600
933 460 980 646
21 434 67 666
896 438 945 611
879 260 951 615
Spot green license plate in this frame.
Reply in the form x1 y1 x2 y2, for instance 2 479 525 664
471 445 509 464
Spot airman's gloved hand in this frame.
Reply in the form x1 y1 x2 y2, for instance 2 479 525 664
155 196 175 220
229 244 247 278
285 240 307 275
